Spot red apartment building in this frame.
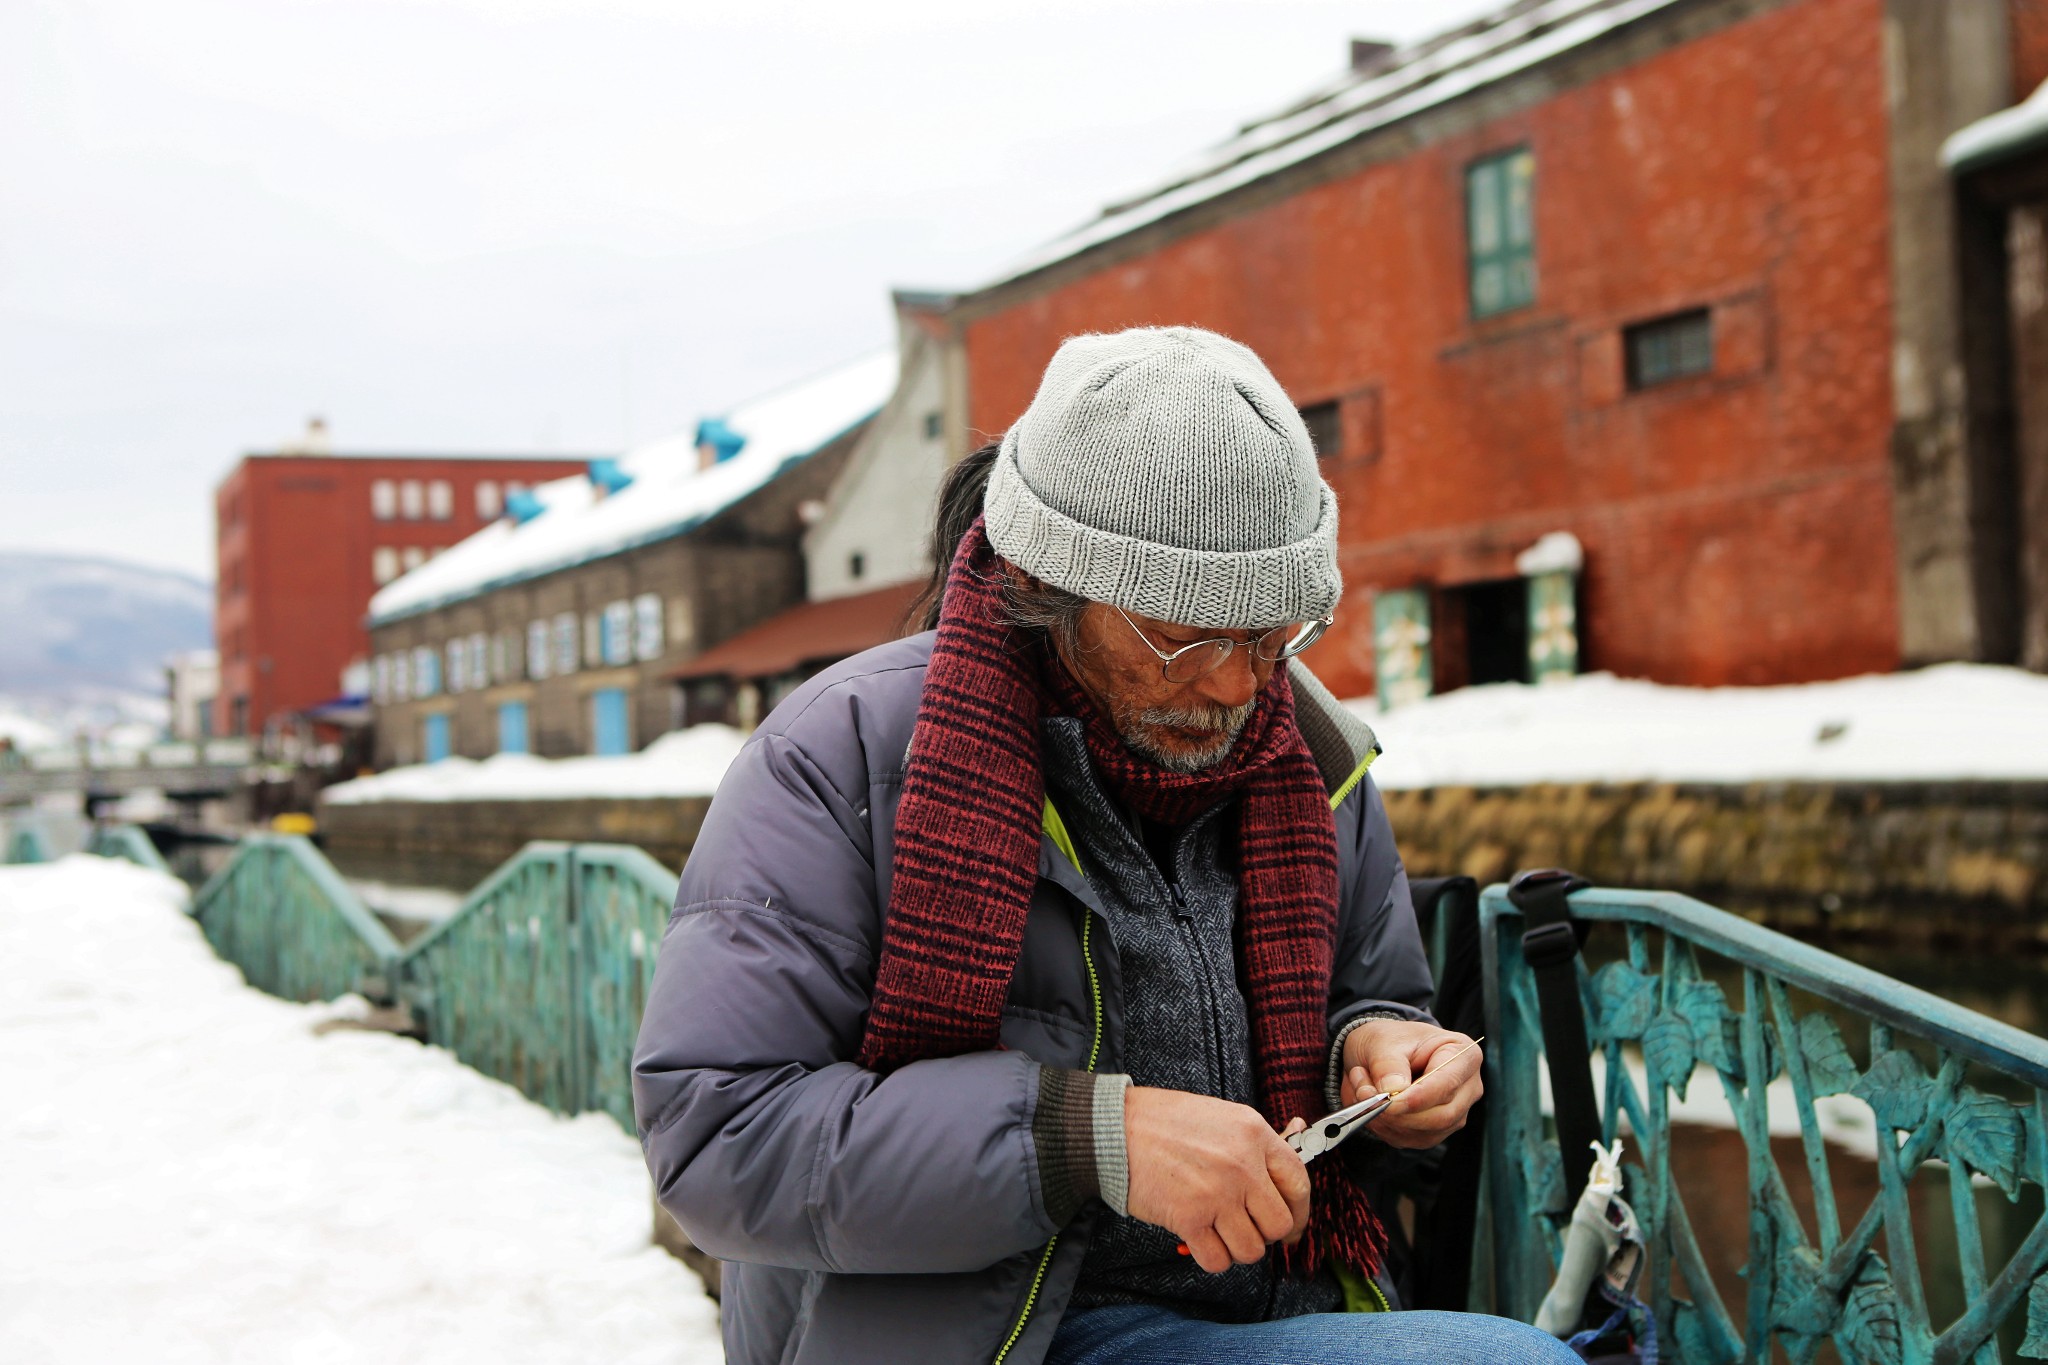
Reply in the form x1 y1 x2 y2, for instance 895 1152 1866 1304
942 0 2048 700
214 433 589 739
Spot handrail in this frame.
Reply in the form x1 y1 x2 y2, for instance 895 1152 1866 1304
192 834 401 1003
1480 883 2048 1364
85 823 172 875
4 821 53 864
394 840 677 1133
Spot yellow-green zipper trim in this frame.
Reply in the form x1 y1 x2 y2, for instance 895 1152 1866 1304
993 802 1102 1365
1327 743 1381 812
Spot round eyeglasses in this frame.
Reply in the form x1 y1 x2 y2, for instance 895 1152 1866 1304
1113 604 1334 684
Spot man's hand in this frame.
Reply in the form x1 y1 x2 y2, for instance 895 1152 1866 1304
1123 1087 1310 1274
1340 1020 1483 1150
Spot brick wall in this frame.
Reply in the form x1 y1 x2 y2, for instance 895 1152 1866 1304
958 0 1904 697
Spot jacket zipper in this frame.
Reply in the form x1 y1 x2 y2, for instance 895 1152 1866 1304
994 813 1102 1365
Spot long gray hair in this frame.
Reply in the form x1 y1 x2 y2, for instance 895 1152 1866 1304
910 441 1089 653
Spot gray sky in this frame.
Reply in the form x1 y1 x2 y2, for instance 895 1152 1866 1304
0 0 1499 579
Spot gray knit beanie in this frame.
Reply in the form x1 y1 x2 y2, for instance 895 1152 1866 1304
982 325 1340 630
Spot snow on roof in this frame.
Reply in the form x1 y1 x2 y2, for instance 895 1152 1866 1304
369 351 899 623
976 0 1683 293
1943 78 2048 174
1356 663 2048 789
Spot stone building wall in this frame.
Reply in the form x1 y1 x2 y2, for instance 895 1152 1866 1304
1383 779 2048 945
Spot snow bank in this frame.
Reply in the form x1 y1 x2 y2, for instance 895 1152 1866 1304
1355 663 2048 790
323 724 747 805
0 856 722 1363
370 350 897 624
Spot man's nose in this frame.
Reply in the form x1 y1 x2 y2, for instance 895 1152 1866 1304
1190 645 1265 710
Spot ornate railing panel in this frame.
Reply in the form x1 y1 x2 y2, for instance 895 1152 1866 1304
397 844 580 1114
192 834 401 1004
1482 885 2048 1364
393 842 676 1133
568 844 677 1133
86 823 172 874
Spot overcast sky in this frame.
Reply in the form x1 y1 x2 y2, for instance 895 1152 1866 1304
1 0 1500 579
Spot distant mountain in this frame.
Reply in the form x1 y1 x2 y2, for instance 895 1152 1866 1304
0 552 212 701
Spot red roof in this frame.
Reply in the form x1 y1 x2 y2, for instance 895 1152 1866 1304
671 580 923 681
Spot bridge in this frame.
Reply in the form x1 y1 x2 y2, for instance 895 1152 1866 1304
0 738 255 806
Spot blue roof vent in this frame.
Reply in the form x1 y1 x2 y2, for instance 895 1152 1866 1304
506 488 546 524
587 457 634 496
693 417 746 467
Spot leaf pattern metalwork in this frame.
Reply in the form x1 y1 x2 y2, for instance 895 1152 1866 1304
1944 1085 2025 1200
1852 1050 1933 1133
1842 1255 1904 1365
1522 1136 1567 1217
2020 1271 2048 1360
1672 1299 1739 1365
1644 1010 1696 1100
1771 1243 1839 1336
1591 961 1657 1042
1798 1013 1859 1096
1677 979 1743 1074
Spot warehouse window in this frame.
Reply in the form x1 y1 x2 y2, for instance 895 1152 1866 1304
413 646 441 697
553 613 579 675
476 480 502 519
1625 308 1714 390
372 547 400 584
371 480 397 520
1298 401 1341 461
446 639 466 693
1466 147 1536 318
427 480 453 520
527 620 551 680
400 480 425 519
633 593 664 661
402 546 425 573
602 600 632 666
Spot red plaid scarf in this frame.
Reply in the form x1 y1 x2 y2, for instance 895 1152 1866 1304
857 519 1385 1279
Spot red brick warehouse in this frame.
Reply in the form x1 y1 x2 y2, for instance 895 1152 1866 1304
214 426 589 740
939 0 2048 700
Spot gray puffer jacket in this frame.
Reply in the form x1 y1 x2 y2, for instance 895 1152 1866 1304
631 633 1434 1365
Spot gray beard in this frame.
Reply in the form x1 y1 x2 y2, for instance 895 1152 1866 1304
1114 700 1256 774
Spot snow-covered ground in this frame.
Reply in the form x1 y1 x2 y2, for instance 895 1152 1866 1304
1356 663 2048 790
0 856 724 1364
323 724 746 805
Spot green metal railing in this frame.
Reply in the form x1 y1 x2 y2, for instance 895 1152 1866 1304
86 823 172 874
1482 886 2048 1363
192 834 401 1004
4 821 53 864
394 841 675 1133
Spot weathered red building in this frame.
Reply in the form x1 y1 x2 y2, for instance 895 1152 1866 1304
214 433 588 740
946 0 2048 699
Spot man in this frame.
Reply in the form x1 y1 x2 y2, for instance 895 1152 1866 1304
633 327 1577 1364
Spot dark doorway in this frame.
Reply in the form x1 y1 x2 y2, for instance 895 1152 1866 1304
1434 578 1528 691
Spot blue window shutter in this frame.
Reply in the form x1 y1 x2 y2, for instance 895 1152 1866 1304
423 713 451 763
497 701 529 755
591 688 630 756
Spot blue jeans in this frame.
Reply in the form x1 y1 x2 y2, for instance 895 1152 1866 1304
1049 1303 1582 1364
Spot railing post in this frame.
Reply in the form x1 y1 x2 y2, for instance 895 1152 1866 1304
566 845 590 1119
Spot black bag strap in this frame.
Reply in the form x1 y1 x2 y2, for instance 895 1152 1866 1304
1507 867 1600 1208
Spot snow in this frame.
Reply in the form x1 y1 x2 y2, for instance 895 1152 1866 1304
322 724 747 804
984 0 1682 289
370 351 898 624
0 706 61 751
1354 663 2048 790
1943 77 2048 172
0 856 724 1363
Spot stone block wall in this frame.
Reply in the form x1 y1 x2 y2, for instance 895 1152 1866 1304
1381 780 2048 946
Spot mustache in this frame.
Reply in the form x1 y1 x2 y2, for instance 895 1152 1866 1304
1134 701 1256 733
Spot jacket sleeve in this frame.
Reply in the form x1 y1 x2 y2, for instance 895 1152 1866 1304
631 729 1063 1276
1326 774 1436 1035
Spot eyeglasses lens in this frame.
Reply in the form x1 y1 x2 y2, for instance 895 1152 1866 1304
1162 639 1234 684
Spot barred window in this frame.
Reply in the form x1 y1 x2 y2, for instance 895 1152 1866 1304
1625 308 1714 390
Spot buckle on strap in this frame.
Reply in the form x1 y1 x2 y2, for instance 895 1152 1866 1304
1520 919 1580 969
